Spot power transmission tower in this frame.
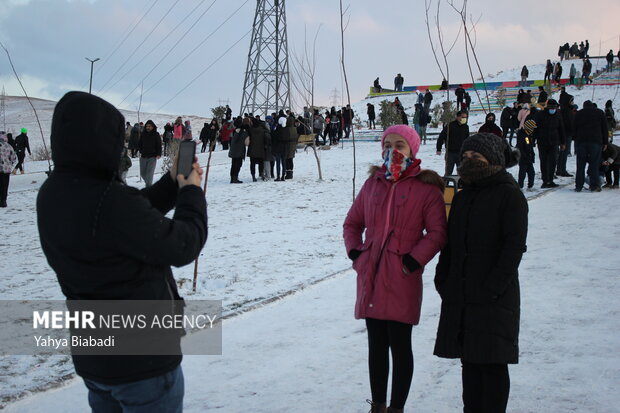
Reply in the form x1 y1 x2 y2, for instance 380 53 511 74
217 98 231 107
240 0 291 118
330 88 340 108
0 86 5 132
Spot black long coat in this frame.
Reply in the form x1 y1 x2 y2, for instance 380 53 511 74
434 170 528 364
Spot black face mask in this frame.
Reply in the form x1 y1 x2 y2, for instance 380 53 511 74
458 158 502 183
486 118 495 124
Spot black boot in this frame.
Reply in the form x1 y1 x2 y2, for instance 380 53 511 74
285 170 293 180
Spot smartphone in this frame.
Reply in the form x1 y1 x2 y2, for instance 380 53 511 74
177 140 196 179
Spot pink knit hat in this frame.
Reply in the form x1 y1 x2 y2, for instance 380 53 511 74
381 124 421 159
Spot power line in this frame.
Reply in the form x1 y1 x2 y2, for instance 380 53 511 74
97 0 182 94
94 0 160 77
99 0 208 96
155 29 252 113
140 0 250 99
116 0 220 107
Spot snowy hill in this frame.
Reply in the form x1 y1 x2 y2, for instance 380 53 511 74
2 95 210 155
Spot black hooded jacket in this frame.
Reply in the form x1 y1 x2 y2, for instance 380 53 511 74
37 91 208 384
138 120 162 158
574 103 609 145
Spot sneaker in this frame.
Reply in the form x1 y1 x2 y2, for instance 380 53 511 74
541 183 550 188
574 187 582 192
548 182 559 188
612 184 619 189
602 183 613 188
590 186 602 192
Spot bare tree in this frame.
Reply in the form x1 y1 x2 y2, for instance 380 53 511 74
1 41 51 173
424 0 462 102
339 0 357 201
448 0 492 113
290 24 322 111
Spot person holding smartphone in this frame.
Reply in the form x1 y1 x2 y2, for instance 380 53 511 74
37 91 207 413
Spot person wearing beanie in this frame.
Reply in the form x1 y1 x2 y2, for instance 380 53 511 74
12 127 31 175
478 112 503 138
137 119 162 187
0 132 17 207
434 133 527 413
516 119 537 190
573 100 608 192
37 91 207 412
533 99 566 188
436 110 470 176
344 124 447 413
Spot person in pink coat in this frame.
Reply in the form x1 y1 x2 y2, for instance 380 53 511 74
343 124 447 413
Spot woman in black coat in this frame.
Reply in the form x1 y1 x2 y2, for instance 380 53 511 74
434 133 528 413
228 118 247 183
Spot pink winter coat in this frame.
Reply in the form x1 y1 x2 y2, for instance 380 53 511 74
343 165 447 325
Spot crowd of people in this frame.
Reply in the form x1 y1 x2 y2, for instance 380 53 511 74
0 127 31 207
436 86 618 191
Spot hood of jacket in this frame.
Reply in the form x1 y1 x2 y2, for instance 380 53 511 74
51 91 125 178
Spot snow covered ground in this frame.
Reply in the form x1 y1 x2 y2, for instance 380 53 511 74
2 133 620 411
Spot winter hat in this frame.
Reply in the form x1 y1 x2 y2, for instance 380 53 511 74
546 99 558 109
460 133 519 168
381 124 421 159
523 119 537 136
21 128 27 134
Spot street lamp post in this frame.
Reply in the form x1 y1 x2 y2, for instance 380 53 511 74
85 57 100 94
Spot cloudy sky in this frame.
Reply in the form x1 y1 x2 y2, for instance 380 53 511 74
1 0 619 117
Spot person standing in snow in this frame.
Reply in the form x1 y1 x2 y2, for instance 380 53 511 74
464 92 472 112
12 128 31 174
544 60 553 84
0 132 17 207
173 117 185 140
569 63 577 85
606 50 614 72
394 73 404 92
437 110 470 176
520 65 529 87
553 62 563 85
313 111 326 144
423 89 433 113
582 59 592 84
533 99 566 188
138 119 162 187
128 123 141 158
37 91 207 413
478 113 503 138
455 85 466 108
228 117 247 183
343 124 447 413
434 133 527 413
573 100 608 192
219 119 235 151
605 100 616 143
516 119 537 190
343 104 354 139
537 86 548 107
162 122 173 156
367 103 376 130
557 93 575 177
183 120 192 140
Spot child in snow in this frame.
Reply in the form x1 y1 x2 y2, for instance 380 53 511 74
343 125 447 413
516 119 537 190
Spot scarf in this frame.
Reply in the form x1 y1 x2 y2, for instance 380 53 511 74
383 148 417 181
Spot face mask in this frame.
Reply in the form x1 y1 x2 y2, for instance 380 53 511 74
548 109 557 115
459 118 468 125
486 118 494 124
383 148 413 181
457 157 498 183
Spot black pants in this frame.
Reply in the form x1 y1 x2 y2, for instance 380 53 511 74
501 127 515 145
15 152 25 172
538 145 558 184
222 141 229 150
0 173 10 203
230 158 243 181
605 165 619 185
462 362 510 413
249 157 263 178
201 140 208 153
366 318 413 409
285 158 294 178
518 158 535 188
368 118 375 129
